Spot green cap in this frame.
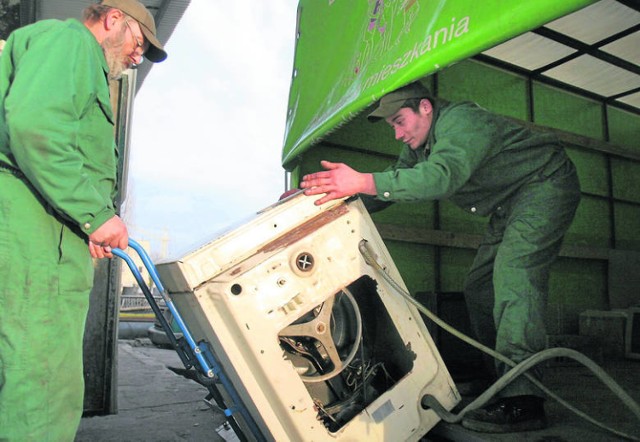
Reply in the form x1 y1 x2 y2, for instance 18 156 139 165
101 0 167 62
367 82 431 122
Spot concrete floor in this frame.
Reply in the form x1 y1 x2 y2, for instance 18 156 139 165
429 359 640 441
76 339 228 442
76 338 640 442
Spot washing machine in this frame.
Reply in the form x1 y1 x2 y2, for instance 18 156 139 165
155 192 460 441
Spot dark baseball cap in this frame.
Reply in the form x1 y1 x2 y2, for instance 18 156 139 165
101 0 167 62
367 81 431 122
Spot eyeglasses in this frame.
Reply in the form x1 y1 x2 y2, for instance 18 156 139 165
124 19 144 66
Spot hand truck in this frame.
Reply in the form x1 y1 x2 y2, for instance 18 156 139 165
113 239 265 442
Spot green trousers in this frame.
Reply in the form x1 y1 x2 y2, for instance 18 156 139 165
0 170 93 441
464 159 580 399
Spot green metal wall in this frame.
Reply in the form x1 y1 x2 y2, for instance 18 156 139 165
292 58 640 335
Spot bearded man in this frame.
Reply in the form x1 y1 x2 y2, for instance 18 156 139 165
0 1 166 440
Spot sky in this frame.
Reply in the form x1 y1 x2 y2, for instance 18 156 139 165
122 1 299 259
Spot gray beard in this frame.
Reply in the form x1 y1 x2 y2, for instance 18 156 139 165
102 29 127 81
106 54 125 80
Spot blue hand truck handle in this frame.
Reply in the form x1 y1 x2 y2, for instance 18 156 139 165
113 239 214 379
113 239 265 442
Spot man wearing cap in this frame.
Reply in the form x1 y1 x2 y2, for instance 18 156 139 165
300 81 581 433
0 0 166 439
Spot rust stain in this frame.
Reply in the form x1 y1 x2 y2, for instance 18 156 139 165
258 203 350 254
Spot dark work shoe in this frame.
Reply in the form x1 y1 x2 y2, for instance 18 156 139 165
461 395 547 433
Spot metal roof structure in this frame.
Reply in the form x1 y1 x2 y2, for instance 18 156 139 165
26 0 190 91
479 0 640 114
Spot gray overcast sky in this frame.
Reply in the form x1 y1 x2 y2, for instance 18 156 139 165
123 1 299 259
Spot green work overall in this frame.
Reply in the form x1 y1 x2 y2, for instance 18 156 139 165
463 159 580 397
0 171 93 441
370 98 581 399
0 19 118 441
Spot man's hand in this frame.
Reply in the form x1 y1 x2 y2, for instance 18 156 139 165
300 160 376 205
88 215 129 259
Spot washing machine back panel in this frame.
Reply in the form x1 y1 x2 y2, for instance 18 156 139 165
156 194 460 441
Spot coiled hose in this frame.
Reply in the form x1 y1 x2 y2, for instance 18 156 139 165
358 239 640 441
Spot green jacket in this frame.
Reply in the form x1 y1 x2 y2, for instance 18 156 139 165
0 18 117 235
371 99 571 216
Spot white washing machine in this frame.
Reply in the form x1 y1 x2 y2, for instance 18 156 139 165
156 192 460 441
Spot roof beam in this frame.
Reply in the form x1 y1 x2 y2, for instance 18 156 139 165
473 53 640 116
532 26 640 77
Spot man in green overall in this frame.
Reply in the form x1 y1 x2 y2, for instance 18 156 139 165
0 1 166 440
300 81 581 433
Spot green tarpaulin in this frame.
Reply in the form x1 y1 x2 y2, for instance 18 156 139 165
282 0 597 169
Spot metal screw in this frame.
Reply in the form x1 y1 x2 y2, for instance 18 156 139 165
295 252 314 272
